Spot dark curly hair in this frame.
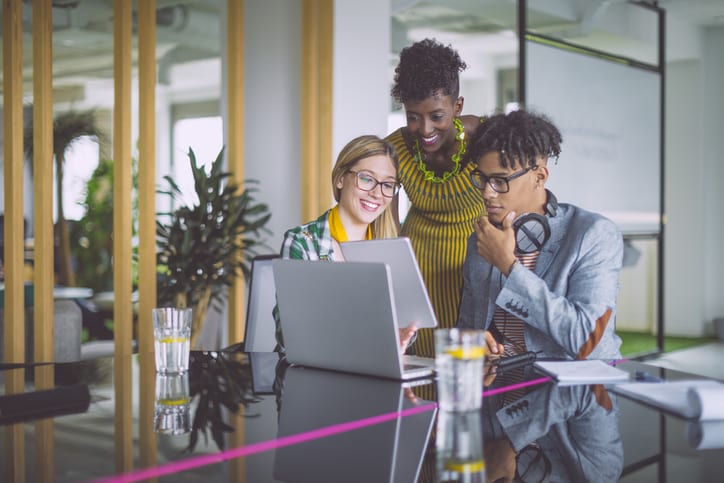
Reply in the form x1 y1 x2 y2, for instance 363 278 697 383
391 38 467 104
468 110 562 169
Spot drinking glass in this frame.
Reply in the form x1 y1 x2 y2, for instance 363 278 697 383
153 307 192 374
153 372 191 435
435 328 486 411
436 409 484 482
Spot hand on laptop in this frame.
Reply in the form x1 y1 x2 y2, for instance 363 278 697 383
399 322 418 355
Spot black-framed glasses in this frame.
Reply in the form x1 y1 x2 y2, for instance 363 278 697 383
347 170 401 198
470 167 534 193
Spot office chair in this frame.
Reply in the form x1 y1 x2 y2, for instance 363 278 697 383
243 254 280 352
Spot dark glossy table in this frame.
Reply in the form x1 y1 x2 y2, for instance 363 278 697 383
1 351 723 482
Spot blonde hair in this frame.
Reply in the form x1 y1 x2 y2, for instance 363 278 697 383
331 135 400 239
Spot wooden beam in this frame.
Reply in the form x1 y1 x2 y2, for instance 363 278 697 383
138 0 158 473
113 0 134 473
301 0 334 221
226 2 247 480
2 0 26 480
32 0 56 480
226 0 246 347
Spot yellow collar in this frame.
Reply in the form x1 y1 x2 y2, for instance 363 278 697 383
329 205 372 242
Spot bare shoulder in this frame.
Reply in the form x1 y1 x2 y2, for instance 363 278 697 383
460 114 484 135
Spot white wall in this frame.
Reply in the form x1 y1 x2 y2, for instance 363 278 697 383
242 0 302 251
700 26 724 331
664 26 724 336
332 0 391 156
664 59 705 336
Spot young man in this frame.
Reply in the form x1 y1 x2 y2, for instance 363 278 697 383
457 110 623 360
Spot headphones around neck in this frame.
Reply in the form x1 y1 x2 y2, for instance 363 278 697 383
512 190 558 254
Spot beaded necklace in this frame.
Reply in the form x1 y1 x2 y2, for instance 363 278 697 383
413 117 467 183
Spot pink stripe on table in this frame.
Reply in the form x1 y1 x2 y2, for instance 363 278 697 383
89 376 551 483
89 402 437 483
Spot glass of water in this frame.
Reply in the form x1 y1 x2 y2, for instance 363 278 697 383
153 307 192 374
154 372 191 435
435 328 486 412
436 409 485 482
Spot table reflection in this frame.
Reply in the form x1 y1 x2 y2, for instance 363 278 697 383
273 365 437 483
184 350 259 452
4 356 724 482
482 380 623 482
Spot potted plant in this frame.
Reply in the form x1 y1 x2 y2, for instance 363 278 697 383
156 147 271 348
24 109 105 287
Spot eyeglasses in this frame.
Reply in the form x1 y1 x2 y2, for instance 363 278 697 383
470 167 534 193
347 170 401 198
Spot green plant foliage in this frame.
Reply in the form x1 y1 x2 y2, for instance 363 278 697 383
156 146 272 309
69 156 139 293
186 351 260 452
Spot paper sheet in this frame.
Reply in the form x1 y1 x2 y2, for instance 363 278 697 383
685 420 724 449
611 379 724 420
533 360 631 385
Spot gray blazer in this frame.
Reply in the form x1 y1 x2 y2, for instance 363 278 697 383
457 202 623 360
484 383 624 483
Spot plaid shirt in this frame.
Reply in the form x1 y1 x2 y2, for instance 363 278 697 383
274 209 336 351
279 209 339 261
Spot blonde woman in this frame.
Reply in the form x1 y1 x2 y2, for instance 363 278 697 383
275 135 417 351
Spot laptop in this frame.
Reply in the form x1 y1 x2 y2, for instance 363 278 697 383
243 254 280 352
273 365 437 483
341 237 438 329
272 259 434 380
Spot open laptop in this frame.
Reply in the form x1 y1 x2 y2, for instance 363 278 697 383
272 259 434 380
243 254 279 352
273 365 437 483
341 237 438 329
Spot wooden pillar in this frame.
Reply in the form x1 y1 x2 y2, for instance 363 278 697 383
226 2 246 481
138 0 158 473
2 0 26 480
113 0 134 473
32 0 56 480
226 0 246 348
301 0 334 221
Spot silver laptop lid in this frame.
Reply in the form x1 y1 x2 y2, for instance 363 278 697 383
273 366 436 483
340 237 438 329
272 259 406 379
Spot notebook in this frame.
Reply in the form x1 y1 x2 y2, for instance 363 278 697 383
273 365 437 483
272 259 434 380
340 237 438 329
534 360 631 386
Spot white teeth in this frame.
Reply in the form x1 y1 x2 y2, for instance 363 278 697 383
361 200 379 210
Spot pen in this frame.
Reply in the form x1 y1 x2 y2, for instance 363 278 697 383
634 370 663 383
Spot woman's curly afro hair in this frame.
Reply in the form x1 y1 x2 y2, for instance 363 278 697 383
391 38 467 104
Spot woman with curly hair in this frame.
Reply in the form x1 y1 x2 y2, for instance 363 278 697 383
386 38 486 357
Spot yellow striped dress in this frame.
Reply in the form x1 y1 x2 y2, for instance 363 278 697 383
386 129 486 357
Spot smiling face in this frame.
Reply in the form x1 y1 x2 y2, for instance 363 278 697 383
403 90 463 154
476 151 549 225
335 154 397 232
